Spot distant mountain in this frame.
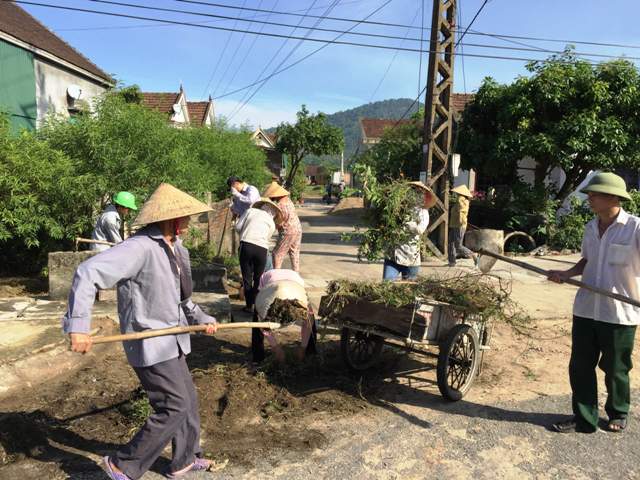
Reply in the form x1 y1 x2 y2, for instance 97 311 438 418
324 98 423 159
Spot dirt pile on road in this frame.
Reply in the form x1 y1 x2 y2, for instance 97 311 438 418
329 197 364 217
0 329 368 475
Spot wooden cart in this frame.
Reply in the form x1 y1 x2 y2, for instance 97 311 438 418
319 295 493 401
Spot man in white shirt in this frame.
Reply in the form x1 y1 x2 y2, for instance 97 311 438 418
548 172 639 433
235 199 281 312
227 176 261 219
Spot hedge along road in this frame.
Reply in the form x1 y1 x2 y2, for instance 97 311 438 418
3 197 640 479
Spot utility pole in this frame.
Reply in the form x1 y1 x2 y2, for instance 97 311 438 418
421 0 456 259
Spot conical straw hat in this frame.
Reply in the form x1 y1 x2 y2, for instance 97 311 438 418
133 183 212 226
252 198 284 225
408 181 437 208
451 184 473 198
263 181 290 198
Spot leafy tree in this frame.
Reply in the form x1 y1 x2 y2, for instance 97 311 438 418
0 115 95 273
40 92 269 209
458 48 640 201
0 89 269 273
275 105 344 188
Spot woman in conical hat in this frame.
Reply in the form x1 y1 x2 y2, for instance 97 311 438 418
263 181 303 272
382 181 434 281
62 183 217 480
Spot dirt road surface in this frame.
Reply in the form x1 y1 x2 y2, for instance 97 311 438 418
2 197 639 480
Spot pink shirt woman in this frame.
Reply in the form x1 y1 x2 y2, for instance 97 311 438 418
263 182 302 272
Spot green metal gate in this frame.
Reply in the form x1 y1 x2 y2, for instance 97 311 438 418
0 39 37 132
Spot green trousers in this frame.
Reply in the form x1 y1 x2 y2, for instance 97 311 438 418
570 316 636 431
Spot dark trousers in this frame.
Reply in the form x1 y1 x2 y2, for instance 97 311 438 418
448 227 474 264
251 311 318 362
113 354 201 480
239 241 268 308
570 316 636 430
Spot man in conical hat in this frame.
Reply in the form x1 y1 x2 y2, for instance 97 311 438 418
448 184 476 267
63 183 218 480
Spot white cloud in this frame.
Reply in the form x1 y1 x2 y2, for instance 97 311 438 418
214 99 298 130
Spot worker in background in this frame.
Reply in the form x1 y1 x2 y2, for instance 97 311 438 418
448 185 477 267
64 183 218 480
227 175 260 219
91 191 137 251
235 199 282 313
382 182 435 281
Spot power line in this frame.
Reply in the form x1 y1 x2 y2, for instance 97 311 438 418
210 0 254 97
417 0 425 99
218 0 279 99
52 0 364 32
455 0 488 47
11 1 639 64
37 0 640 52
229 0 341 120
41 0 640 62
391 0 491 134
200 0 248 98
458 0 466 93
367 5 421 103
226 0 327 120
170 0 640 51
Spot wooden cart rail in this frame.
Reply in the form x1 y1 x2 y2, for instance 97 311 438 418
319 293 493 402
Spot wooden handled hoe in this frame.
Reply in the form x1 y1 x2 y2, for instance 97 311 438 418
90 322 280 344
476 245 640 309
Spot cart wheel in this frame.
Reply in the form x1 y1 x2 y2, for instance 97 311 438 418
437 324 479 401
340 327 383 371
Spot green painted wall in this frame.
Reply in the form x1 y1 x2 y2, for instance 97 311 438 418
0 39 37 132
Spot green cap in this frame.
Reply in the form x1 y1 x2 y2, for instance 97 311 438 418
580 172 630 200
113 191 138 210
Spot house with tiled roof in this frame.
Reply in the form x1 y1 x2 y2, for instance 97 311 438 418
187 98 215 127
358 93 477 190
359 93 475 148
140 86 214 127
0 1 113 131
251 127 284 178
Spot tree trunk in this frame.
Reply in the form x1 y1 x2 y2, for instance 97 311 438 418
285 155 302 188
533 160 550 189
556 166 588 203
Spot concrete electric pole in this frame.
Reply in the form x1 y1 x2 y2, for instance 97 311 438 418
421 0 456 259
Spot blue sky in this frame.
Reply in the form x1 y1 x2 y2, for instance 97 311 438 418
21 0 640 128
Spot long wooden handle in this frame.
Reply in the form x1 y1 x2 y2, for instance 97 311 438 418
76 237 116 246
478 248 640 309
91 322 281 344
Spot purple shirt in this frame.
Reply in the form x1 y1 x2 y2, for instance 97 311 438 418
230 184 260 217
62 224 215 367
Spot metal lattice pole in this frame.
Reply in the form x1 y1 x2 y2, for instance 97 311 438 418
421 0 456 259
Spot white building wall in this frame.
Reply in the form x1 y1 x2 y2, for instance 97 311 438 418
34 57 108 125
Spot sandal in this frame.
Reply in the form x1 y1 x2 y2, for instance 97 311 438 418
552 417 599 433
607 417 627 432
103 456 132 480
165 457 212 478
552 418 578 433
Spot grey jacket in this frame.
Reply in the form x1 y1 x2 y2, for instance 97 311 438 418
91 204 123 251
63 225 215 367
